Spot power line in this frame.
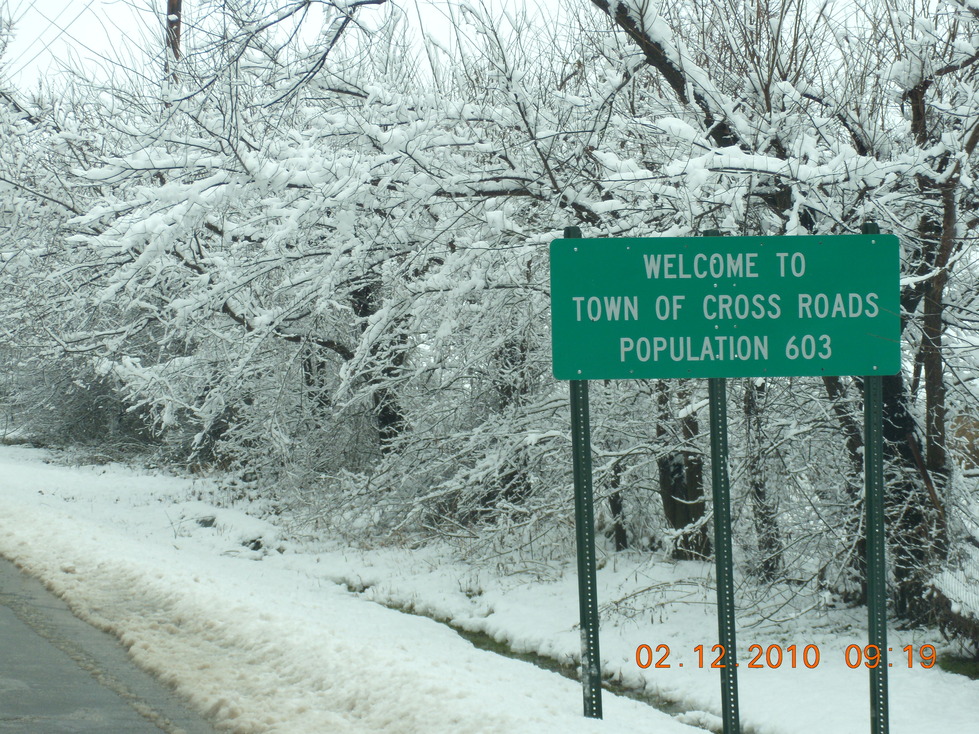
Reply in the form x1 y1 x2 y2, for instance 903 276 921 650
7 0 72 65
9 0 96 80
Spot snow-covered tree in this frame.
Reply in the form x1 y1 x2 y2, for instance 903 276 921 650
3 0 979 637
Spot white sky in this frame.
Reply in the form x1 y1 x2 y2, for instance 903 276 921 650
3 0 157 90
1 0 557 93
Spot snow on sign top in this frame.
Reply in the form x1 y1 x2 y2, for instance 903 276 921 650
549 234 901 380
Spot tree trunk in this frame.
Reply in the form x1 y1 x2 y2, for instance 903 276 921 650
351 279 406 454
608 458 629 552
301 348 334 427
880 372 947 620
657 380 710 559
744 379 782 580
821 375 867 602
472 335 533 518
923 186 955 479
881 192 953 620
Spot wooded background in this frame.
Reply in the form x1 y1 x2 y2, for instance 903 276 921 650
2 0 977 640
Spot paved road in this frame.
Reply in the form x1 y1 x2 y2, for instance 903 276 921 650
0 558 217 733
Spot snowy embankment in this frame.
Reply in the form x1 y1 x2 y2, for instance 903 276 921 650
0 447 688 734
1 446 977 733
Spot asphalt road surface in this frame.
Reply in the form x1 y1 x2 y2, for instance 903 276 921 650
0 557 217 733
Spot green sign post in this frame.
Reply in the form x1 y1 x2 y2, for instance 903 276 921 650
551 229 899 733
861 222 890 734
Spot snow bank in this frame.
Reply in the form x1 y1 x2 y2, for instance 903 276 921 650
1 447 978 733
0 447 693 734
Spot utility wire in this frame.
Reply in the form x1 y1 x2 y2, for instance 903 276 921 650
9 0 96 80
6 0 71 63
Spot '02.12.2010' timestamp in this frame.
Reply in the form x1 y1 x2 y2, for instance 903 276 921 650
635 643 937 670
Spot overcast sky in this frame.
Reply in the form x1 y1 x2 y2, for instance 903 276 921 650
3 0 156 89
3 1 563 93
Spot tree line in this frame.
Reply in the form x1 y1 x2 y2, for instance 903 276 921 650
1 0 977 639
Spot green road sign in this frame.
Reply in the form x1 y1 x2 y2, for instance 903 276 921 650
550 234 900 380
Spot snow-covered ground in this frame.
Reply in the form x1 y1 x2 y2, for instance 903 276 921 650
0 445 976 734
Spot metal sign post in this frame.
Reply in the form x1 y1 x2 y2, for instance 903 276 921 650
703 229 740 734
861 222 889 734
565 226 603 719
709 376 741 733
864 372 888 734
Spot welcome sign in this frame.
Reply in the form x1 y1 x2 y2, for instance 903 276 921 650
549 234 901 379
